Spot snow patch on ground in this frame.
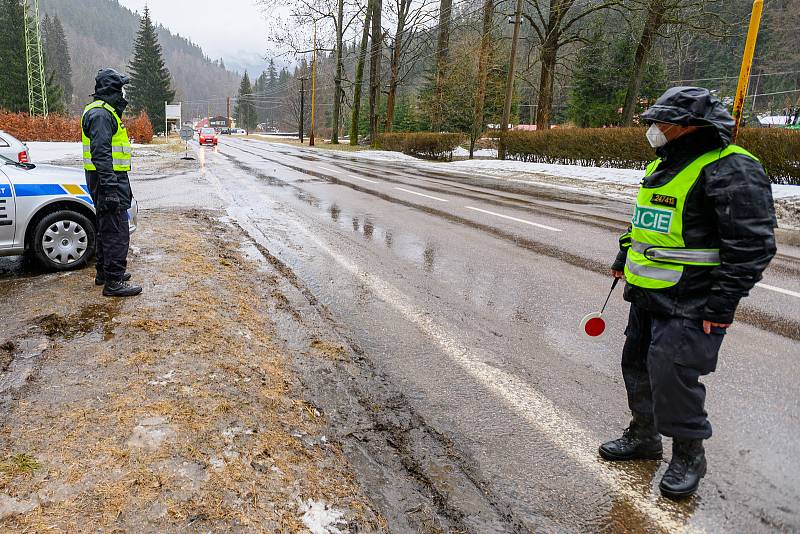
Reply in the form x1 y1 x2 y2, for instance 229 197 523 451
25 142 82 164
299 500 346 534
349 150 420 163
396 152 800 200
25 141 153 165
452 146 498 158
772 184 800 199
447 158 645 184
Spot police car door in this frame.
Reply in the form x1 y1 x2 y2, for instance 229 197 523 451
0 166 15 248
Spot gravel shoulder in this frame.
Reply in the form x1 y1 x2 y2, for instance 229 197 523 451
0 209 384 532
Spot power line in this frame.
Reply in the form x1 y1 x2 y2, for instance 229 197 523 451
671 70 800 83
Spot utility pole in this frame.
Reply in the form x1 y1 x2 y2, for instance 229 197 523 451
23 0 48 117
299 77 307 143
310 21 318 147
498 0 522 160
732 0 764 142
227 96 231 129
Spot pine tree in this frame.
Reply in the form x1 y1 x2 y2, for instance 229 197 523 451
42 13 73 106
234 71 257 131
127 6 175 132
267 59 278 89
254 71 268 125
0 0 29 113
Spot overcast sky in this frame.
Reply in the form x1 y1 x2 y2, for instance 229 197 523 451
117 0 278 75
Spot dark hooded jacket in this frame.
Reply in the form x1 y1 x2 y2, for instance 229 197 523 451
81 69 132 211
611 87 777 324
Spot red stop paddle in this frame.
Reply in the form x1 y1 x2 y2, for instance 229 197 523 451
580 277 620 338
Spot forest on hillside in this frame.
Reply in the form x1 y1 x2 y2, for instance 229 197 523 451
242 0 799 140
31 0 241 115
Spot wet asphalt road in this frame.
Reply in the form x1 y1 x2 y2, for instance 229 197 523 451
147 139 800 530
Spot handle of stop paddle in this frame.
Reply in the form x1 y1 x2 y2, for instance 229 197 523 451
600 277 620 314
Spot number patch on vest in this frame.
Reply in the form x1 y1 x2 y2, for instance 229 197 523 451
632 205 672 234
650 194 677 208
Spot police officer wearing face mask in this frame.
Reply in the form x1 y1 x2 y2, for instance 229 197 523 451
82 68 142 297
599 87 776 499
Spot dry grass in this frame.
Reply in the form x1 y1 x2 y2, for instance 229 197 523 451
0 210 383 531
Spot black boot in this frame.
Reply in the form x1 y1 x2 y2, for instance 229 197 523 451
103 280 142 297
95 272 132 285
659 438 706 499
599 413 662 461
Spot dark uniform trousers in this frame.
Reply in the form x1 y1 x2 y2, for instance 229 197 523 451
622 304 725 440
95 208 129 282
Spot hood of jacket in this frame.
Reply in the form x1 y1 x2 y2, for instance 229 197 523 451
91 68 130 115
640 86 734 146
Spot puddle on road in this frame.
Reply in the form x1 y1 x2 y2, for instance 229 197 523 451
319 199 440 275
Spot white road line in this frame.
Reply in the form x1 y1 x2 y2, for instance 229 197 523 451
755 282 800 299
318 165 338 173
395 187 448 202
465 206 562 232
298 230 692 533
349 175 378 184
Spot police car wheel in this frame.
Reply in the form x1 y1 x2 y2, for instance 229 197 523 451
32 210 96 271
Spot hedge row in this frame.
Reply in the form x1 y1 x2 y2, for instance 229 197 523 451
0 110 154 144
0 111 80 142
501 127 800 184
126 112 154 144
376 132 466 161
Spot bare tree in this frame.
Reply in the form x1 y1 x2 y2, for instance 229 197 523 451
258 0 363 141
369 0 384 144
522 0 620 128
351 0 374 144
385 0 438 130
620 0 723 124
431 0 453 130
471 0 496 157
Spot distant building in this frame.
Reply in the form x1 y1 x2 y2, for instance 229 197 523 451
209 116 230 129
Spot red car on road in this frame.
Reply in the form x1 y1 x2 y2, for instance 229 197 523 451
199 127 218 146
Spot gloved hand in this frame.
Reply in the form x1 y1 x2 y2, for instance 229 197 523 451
100 193 120 213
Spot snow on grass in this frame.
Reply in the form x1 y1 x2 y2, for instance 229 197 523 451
772 184 800 199
447 158 644 184
349 149 420 163
364 150 800 200
299 500 346 534
25 142 82 163
452 146 498 158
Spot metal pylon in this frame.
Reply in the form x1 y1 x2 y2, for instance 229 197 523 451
23 0 48 117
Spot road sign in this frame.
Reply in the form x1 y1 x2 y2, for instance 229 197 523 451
180 126 194 141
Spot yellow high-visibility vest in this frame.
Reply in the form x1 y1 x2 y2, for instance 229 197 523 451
81 100 132 172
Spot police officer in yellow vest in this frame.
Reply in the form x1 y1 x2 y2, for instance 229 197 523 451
599 87 776 498
82 68 141 297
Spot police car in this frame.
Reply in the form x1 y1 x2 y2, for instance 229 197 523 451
0 154 138 271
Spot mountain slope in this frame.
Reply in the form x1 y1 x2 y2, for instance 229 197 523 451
39 0 241 117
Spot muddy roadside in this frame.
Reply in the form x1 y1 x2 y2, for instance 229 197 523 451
0 209 385 531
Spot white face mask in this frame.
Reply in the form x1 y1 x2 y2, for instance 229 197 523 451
122 86 128 100
645 123 669 148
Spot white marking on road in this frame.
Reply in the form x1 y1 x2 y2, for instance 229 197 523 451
394 187 448 202
318 166 338 173
297 231 691 533
755 282 800 299
465 206 562 232
349 175 378 184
